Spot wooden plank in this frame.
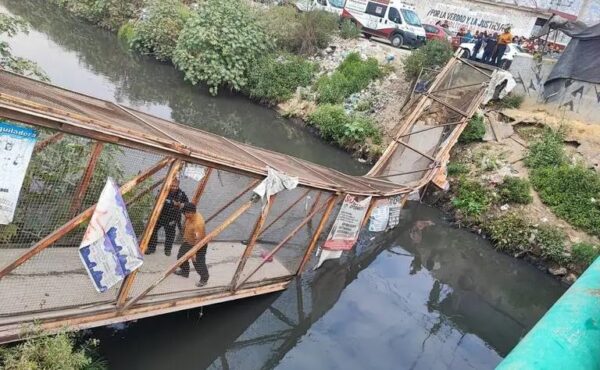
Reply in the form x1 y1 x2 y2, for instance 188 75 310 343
206 179 260 223
69 141 104 217
236 198 330 288
116 160 184 307
119 199 256 312
296 194 338 274
191 167 213 205
258 189 311 238
0 157 175 280
229 196 275 292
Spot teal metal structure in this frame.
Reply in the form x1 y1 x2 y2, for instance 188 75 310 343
497 257 600 370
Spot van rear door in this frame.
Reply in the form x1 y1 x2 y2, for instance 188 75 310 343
364 1 388 36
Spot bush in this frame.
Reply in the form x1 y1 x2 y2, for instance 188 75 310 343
117 22 135 45
261 7 338 55
173 0 273 95
403 40 453 80
50 0 143 30
486 212 532 253
130 0 190 61
536 226 569 264
317 52 382 104
498 93 524 109
525 129 566 169
447 162 469 176
572 242 600 267
340 19 360 39
452 178 492 216
245 54 316 104
498 176 532 204
459 114 486 143
0 332 105 370
308 104 381 147
0 13 47 80
531 165 600 237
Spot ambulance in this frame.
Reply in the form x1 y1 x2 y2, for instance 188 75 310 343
341 0 426 48
295 0 346 15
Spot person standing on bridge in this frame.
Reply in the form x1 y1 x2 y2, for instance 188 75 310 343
175 202 209 287
147 178 189 256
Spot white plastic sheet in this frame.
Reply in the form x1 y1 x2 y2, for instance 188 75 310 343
254 167 299 205
369 199 390 232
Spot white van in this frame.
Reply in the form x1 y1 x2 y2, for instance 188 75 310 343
295 0 346 15
342 0 426 48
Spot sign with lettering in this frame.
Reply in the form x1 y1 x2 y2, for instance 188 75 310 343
369 198 390 232
425 3 523 35
79 178 143 293
323 195 371 251
0 121 37 225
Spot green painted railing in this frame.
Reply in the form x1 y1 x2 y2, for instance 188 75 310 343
497 257 600 370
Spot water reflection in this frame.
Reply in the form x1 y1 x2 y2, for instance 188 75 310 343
93 203 564 370
0 0 368 175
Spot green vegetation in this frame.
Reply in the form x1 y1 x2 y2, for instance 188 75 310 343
0 13 47 80
261 6 338 55
447 162 469 176
452 178 492 216
130 0 190 61
50 0 143 31
173 0 273 95
572 242 600 267
485 212 532 253
317 52 382 104
117 22 135 45
340 19 360 40
308 104 382 147
459 114 486 143
498 177 533 204
497 93 524 109
536 226 569 264
245 54 316 104
0 332 105 370
402 40 453 80
526 129 600 237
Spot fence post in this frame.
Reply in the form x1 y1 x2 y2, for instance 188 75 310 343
69 141 104 217
116 159 183 308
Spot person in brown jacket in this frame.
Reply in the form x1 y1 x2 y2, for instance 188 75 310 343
174 202 209 287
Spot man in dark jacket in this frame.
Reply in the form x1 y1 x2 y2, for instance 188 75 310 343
146 178 189 256
482 32 498 64
471 31 486 60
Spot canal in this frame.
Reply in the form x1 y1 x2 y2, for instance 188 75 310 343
0 1 567 369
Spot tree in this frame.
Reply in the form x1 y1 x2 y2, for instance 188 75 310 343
0 13 47 80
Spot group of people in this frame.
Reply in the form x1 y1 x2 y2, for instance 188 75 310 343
145 178 210 288
470 27 514 67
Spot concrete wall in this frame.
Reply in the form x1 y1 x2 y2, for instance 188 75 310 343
509 54 600 124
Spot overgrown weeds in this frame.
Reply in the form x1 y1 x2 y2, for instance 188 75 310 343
308 104 382 147
452 177 492 216
317 52 382 104
485 212 532 253
403 40 453 81
340 19 360 39
447 162 469 176
572 242 600 267
536 226 569 264
498 177 532 204
497 93 524 109
459 114 486 143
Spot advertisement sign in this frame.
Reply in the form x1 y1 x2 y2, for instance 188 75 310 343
0 121 37 225
388 196 402 229
79 178 143 293
425 3 517 34
369 198 390 232
323 195 372 251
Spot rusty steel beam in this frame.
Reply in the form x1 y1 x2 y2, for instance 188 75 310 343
69 141 104 217
33 132 64 153
206 179 261 223
258 189 311 238
191 167 213 206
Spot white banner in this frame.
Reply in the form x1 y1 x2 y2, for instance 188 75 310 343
183 164 206 182
79 178 143 293
323 195 371 251
369 198 390 232
388 196 402 229
0 122 37 225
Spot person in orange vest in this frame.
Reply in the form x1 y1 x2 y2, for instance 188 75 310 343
174 202 209 287
493 27 513 67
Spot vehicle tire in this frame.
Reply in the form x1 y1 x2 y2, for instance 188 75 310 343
461 48 470 59
363 32 372 40
391 34 404 48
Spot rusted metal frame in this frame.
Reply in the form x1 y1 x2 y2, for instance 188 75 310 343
0 157 175 280
222 137 279 171
393 140 437 162
430 82 486 95
33 132 64 153
119 199 257 313
229 196 276 292
113 103 185 145
296 194 339 274
423 92 469 117
288 157 338 189
268 306 296 327
69 141 105 217
236 198 330 289
361 197 378 228
125 179 164 206
258 188 312 238
116 160 184 307
376 165 441 179
396 121 464 141
308 192 322 215
191 167 213 205
456 57 493 78
206 179 261 223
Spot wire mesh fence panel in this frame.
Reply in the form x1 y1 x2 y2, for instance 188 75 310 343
0 125 166 318
125 165 263 302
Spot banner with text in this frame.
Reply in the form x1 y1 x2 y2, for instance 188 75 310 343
0 121 37 225
323 195 371 251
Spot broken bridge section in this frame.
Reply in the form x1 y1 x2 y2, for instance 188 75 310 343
0 54 490 343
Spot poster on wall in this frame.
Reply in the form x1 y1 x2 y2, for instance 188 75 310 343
324 195 372 251
369 198 390 232
0 121 38 225
79 178 143 293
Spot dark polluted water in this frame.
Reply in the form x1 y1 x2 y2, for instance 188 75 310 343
0 1 566 369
